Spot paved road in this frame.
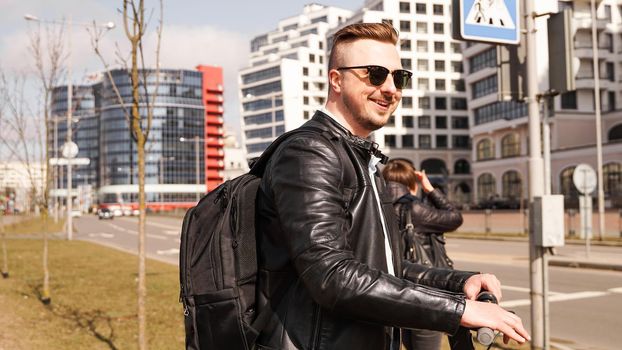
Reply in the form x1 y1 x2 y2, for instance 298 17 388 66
74 214 182 265
74 216 622 349
449 238 622 350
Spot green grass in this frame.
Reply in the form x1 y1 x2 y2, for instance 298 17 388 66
0 238 184 349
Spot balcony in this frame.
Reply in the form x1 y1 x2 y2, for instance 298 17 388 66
574 44 611 59
573 16 607 31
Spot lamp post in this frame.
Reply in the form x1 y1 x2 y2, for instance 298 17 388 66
180 136 204 202
24 14 114 241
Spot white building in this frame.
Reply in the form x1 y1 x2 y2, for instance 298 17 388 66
463 0 622 208
0 161 46 212
222 133 249 181
238 4 353 160
330 0 472 203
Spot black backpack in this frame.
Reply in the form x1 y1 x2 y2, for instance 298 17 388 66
179 126 321 350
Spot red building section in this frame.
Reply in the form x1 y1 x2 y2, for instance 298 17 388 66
196 65 225 192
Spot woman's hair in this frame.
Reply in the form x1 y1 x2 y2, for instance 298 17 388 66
328 22 399 69
382 158 417 190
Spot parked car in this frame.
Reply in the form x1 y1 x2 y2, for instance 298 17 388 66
98 208 113 220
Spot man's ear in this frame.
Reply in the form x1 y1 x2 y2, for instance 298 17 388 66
328 69 342 94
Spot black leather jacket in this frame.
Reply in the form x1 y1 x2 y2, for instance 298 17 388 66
255 111 476 350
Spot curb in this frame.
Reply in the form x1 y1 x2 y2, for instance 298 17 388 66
548 258 622 272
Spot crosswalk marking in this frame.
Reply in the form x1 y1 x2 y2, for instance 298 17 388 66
500 290 613 308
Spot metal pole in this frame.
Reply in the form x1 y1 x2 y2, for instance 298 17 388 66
195 136 200 202
525 1 545 348
66 15 73 241
591 0 606 241
542 97 551 195
53 117 59 222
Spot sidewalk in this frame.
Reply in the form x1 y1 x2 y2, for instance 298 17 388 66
453 233 622 272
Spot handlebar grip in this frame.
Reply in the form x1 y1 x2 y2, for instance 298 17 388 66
477 327 495 345
476 291 499 346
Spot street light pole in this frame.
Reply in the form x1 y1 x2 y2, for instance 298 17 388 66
24 14 114 240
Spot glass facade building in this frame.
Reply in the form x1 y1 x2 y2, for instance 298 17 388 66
50 67 222 211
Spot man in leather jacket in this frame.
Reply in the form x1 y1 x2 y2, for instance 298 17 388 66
255 22 529 350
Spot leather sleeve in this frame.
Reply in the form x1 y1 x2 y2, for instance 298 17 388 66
267 136 466 334
412 189 463 233
401 260 477 293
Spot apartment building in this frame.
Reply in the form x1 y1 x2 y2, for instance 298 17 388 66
463 0 622 208
238 4 353 160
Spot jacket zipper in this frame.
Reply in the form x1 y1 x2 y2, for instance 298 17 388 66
309 304 322 349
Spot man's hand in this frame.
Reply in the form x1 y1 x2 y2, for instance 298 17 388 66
463 273 502 301
461 299 530 344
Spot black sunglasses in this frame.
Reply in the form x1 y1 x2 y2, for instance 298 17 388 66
336 65 412 89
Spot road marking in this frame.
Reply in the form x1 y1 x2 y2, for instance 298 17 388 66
608 287 622 294
148 234 168 240
164 230 180 236
157 248 179 255
501 290 610 308
88 233 115 238
118 216 181 230
502 285 562 296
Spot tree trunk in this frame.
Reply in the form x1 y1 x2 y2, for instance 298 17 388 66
1 215 8 279
41 210 51 304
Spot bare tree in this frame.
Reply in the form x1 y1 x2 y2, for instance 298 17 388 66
91 1 163 348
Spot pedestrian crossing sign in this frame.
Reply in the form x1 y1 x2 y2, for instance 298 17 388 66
459 0 520 44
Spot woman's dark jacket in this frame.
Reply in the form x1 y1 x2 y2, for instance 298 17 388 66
254 111 476 350
386 181 463 240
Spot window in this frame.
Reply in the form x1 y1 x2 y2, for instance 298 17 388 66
418 115 431 128
608 91 616 111
303 67 309 76
560 166 579 198
416 3 426 14
477 139 495 160
417 41 428 52
401 39 412 51
435 79 446 91
454 159 470 174
436 135 447 148
403 115 414 128
478 173 496 201
400 20 411 32
401 58 412 70
385 134 397 147
303 96 309 105
501 133 520 157
416 22 427 33
435 97 447 110
433 23 444 34
452 79 465 92
606 62 615 81
451 61 463 73
434 60 445 71
402 135 415 148
451 43 461 53
309 54 315 63
417 59 428 71
474 101 527 125
452 135 471 149
418 78 429 90
472 75 498 99
609 124 622 141
435 116 447 129
303 82 309 90
502 171 522 198
400 1 411 13
451 98 468 110
561 91 577 109
434 41 445 53
386 115 395 126
452 116 469 129
402 96 413 108
433 4 443 15
603 163 621 196
469 48 496 73
419 134 431 149
419 97 430 109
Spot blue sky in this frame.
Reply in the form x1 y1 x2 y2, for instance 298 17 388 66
0 0 366 139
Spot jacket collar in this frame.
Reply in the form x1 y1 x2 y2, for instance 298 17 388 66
309 110 389 164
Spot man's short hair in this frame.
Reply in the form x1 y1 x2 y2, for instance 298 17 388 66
382 158 417 190
328 22 399 70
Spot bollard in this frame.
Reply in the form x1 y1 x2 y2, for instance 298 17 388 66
619 209 621 238
484 209 491 234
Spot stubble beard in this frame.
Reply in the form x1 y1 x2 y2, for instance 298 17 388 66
343 94 396 133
